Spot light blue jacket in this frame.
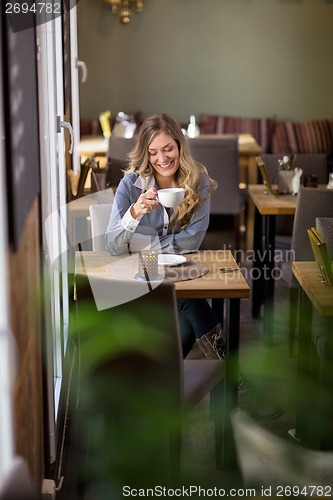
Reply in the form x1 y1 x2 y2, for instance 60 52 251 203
105 173 211 256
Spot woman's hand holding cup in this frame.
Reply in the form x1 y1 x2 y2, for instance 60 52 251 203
131 187 185 219
131 187 158 219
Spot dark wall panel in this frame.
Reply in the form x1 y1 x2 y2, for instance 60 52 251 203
1 7 40 249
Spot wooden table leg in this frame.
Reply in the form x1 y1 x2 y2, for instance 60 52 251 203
296 289 316 446
246 198 255 252
245 155 259 250
221 298 240 469
262 214 276 347
320 316 333 449
252 207 264 318
296 290 333 450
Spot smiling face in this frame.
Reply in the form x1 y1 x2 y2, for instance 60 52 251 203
148 132 180 187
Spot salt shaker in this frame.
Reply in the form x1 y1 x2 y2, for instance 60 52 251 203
327 172 333 189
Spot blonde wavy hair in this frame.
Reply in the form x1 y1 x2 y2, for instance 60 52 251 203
126 114 217 230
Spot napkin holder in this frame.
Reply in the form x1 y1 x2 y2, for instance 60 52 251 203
277 155 302 195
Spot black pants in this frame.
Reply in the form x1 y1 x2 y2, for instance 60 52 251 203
177 298 220 358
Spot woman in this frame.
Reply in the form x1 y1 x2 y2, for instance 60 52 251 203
105 114 284 419
105 113 225 359
106 113 215 256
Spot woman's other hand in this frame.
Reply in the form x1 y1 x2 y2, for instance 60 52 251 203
130 187 158 219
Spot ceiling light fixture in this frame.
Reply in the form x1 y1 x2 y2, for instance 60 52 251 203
104 0 144 24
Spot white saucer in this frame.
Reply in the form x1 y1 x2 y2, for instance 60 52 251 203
158 255 187 267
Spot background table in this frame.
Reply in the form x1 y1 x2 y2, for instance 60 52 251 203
77 136 109 158
248 185 297 345
68 190 114 252
75 249 250 468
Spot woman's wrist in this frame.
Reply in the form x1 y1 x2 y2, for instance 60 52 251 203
130 203 140 219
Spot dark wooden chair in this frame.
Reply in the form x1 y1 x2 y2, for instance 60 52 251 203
72 275 225 489
261 153 329 254
188 136 244 250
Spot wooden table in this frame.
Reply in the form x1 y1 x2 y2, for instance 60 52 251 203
248 184 297 345
75 249 250 468
67 190 114 251
77 136 109 158
292 261 333 449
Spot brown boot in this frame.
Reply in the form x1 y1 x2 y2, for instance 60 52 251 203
196 325 226 359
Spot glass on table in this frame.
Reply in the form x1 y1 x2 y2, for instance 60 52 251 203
327 172 333 189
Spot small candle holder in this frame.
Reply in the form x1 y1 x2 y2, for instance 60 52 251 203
135 250 162 281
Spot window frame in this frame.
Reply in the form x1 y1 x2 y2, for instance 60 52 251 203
0 42 15 484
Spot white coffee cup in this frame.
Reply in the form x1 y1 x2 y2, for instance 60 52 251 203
157 188 185 208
